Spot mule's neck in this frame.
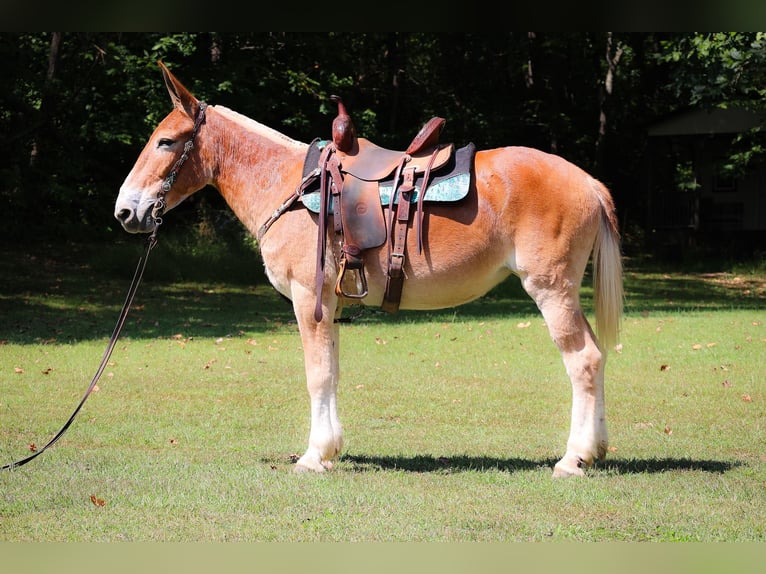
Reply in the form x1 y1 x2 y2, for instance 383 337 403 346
205 105 309 238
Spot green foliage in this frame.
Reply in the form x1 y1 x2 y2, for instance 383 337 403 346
657 32 766 106
1 32 765 250
674 160 701 192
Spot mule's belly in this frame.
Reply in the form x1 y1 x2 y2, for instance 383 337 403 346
356 255 514 311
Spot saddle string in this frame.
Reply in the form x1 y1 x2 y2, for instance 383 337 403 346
314 145 334 322
385 155 410 264
1 102 208 471
416 145 442 254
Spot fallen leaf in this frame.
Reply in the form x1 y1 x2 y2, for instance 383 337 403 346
607 446 618 452
42 367 53 375
516 321 531 328
169 438 178 445
14 367 24 374
706 342 717 348
660 364 670 371
722 380 732 387
90 495 106 507
28 443 36 452
664 426 673 435
692 344 702 350
742 394 752 402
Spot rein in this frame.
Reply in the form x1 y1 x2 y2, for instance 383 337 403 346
1 101 207 471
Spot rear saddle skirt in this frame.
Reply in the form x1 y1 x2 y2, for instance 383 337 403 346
297 118 476 320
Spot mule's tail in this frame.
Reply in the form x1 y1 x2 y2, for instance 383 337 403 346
590 179 624 351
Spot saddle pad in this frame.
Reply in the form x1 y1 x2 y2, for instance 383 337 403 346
300 142 476 214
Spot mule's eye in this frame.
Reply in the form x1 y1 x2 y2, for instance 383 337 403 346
157 138 175 148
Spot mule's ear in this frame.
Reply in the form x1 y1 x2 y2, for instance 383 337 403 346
158 60 199 119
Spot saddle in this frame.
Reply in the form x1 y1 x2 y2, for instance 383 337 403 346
297 96 474 322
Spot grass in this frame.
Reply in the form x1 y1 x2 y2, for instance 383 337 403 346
1 237 764 541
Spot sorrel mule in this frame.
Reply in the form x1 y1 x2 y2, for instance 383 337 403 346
115 62 623 477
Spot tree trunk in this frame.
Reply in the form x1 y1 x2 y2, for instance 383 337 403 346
29 32 62 167
595 32 623 178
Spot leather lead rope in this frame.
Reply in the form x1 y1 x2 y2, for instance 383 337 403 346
2 237 157 471
1 102 208 471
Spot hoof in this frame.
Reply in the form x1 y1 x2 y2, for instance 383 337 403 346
552 455 589 478
293 455 334 473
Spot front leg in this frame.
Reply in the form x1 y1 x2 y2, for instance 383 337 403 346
291 282 343 472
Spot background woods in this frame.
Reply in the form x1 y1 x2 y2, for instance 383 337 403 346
2 32 765 258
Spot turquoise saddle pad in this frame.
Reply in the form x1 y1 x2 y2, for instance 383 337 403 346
300 141 475 214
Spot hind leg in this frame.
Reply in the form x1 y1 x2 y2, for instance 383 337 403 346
524 280 608 477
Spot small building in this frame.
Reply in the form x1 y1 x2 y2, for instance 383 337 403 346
646 106 766 255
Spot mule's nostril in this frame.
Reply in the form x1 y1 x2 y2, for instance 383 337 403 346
116 208 132 223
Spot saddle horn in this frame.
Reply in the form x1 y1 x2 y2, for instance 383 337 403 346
330 95 356 153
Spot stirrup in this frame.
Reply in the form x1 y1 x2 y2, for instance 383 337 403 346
334 257 368 299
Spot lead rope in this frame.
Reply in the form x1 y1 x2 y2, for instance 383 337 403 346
1 236 157 471
1 102 207 471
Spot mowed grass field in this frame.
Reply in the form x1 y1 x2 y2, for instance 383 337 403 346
1 239 764 542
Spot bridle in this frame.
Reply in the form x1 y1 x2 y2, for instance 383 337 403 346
149 101 208 240
2 102 208 471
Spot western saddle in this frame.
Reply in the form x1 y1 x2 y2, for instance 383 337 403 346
257 96 462 323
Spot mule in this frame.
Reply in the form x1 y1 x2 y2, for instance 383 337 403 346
115 62 623 477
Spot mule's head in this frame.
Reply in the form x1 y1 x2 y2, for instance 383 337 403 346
115 61 208 233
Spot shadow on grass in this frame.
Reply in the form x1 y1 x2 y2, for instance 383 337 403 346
1 240 764 344
339 453 740 475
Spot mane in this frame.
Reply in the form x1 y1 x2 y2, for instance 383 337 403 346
213 105 307 150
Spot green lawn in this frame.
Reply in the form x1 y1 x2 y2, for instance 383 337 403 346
1 239 764 541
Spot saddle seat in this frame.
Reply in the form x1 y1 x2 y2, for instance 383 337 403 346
335 117 452 182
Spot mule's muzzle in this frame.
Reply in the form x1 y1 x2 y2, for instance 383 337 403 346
114 205 155 234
